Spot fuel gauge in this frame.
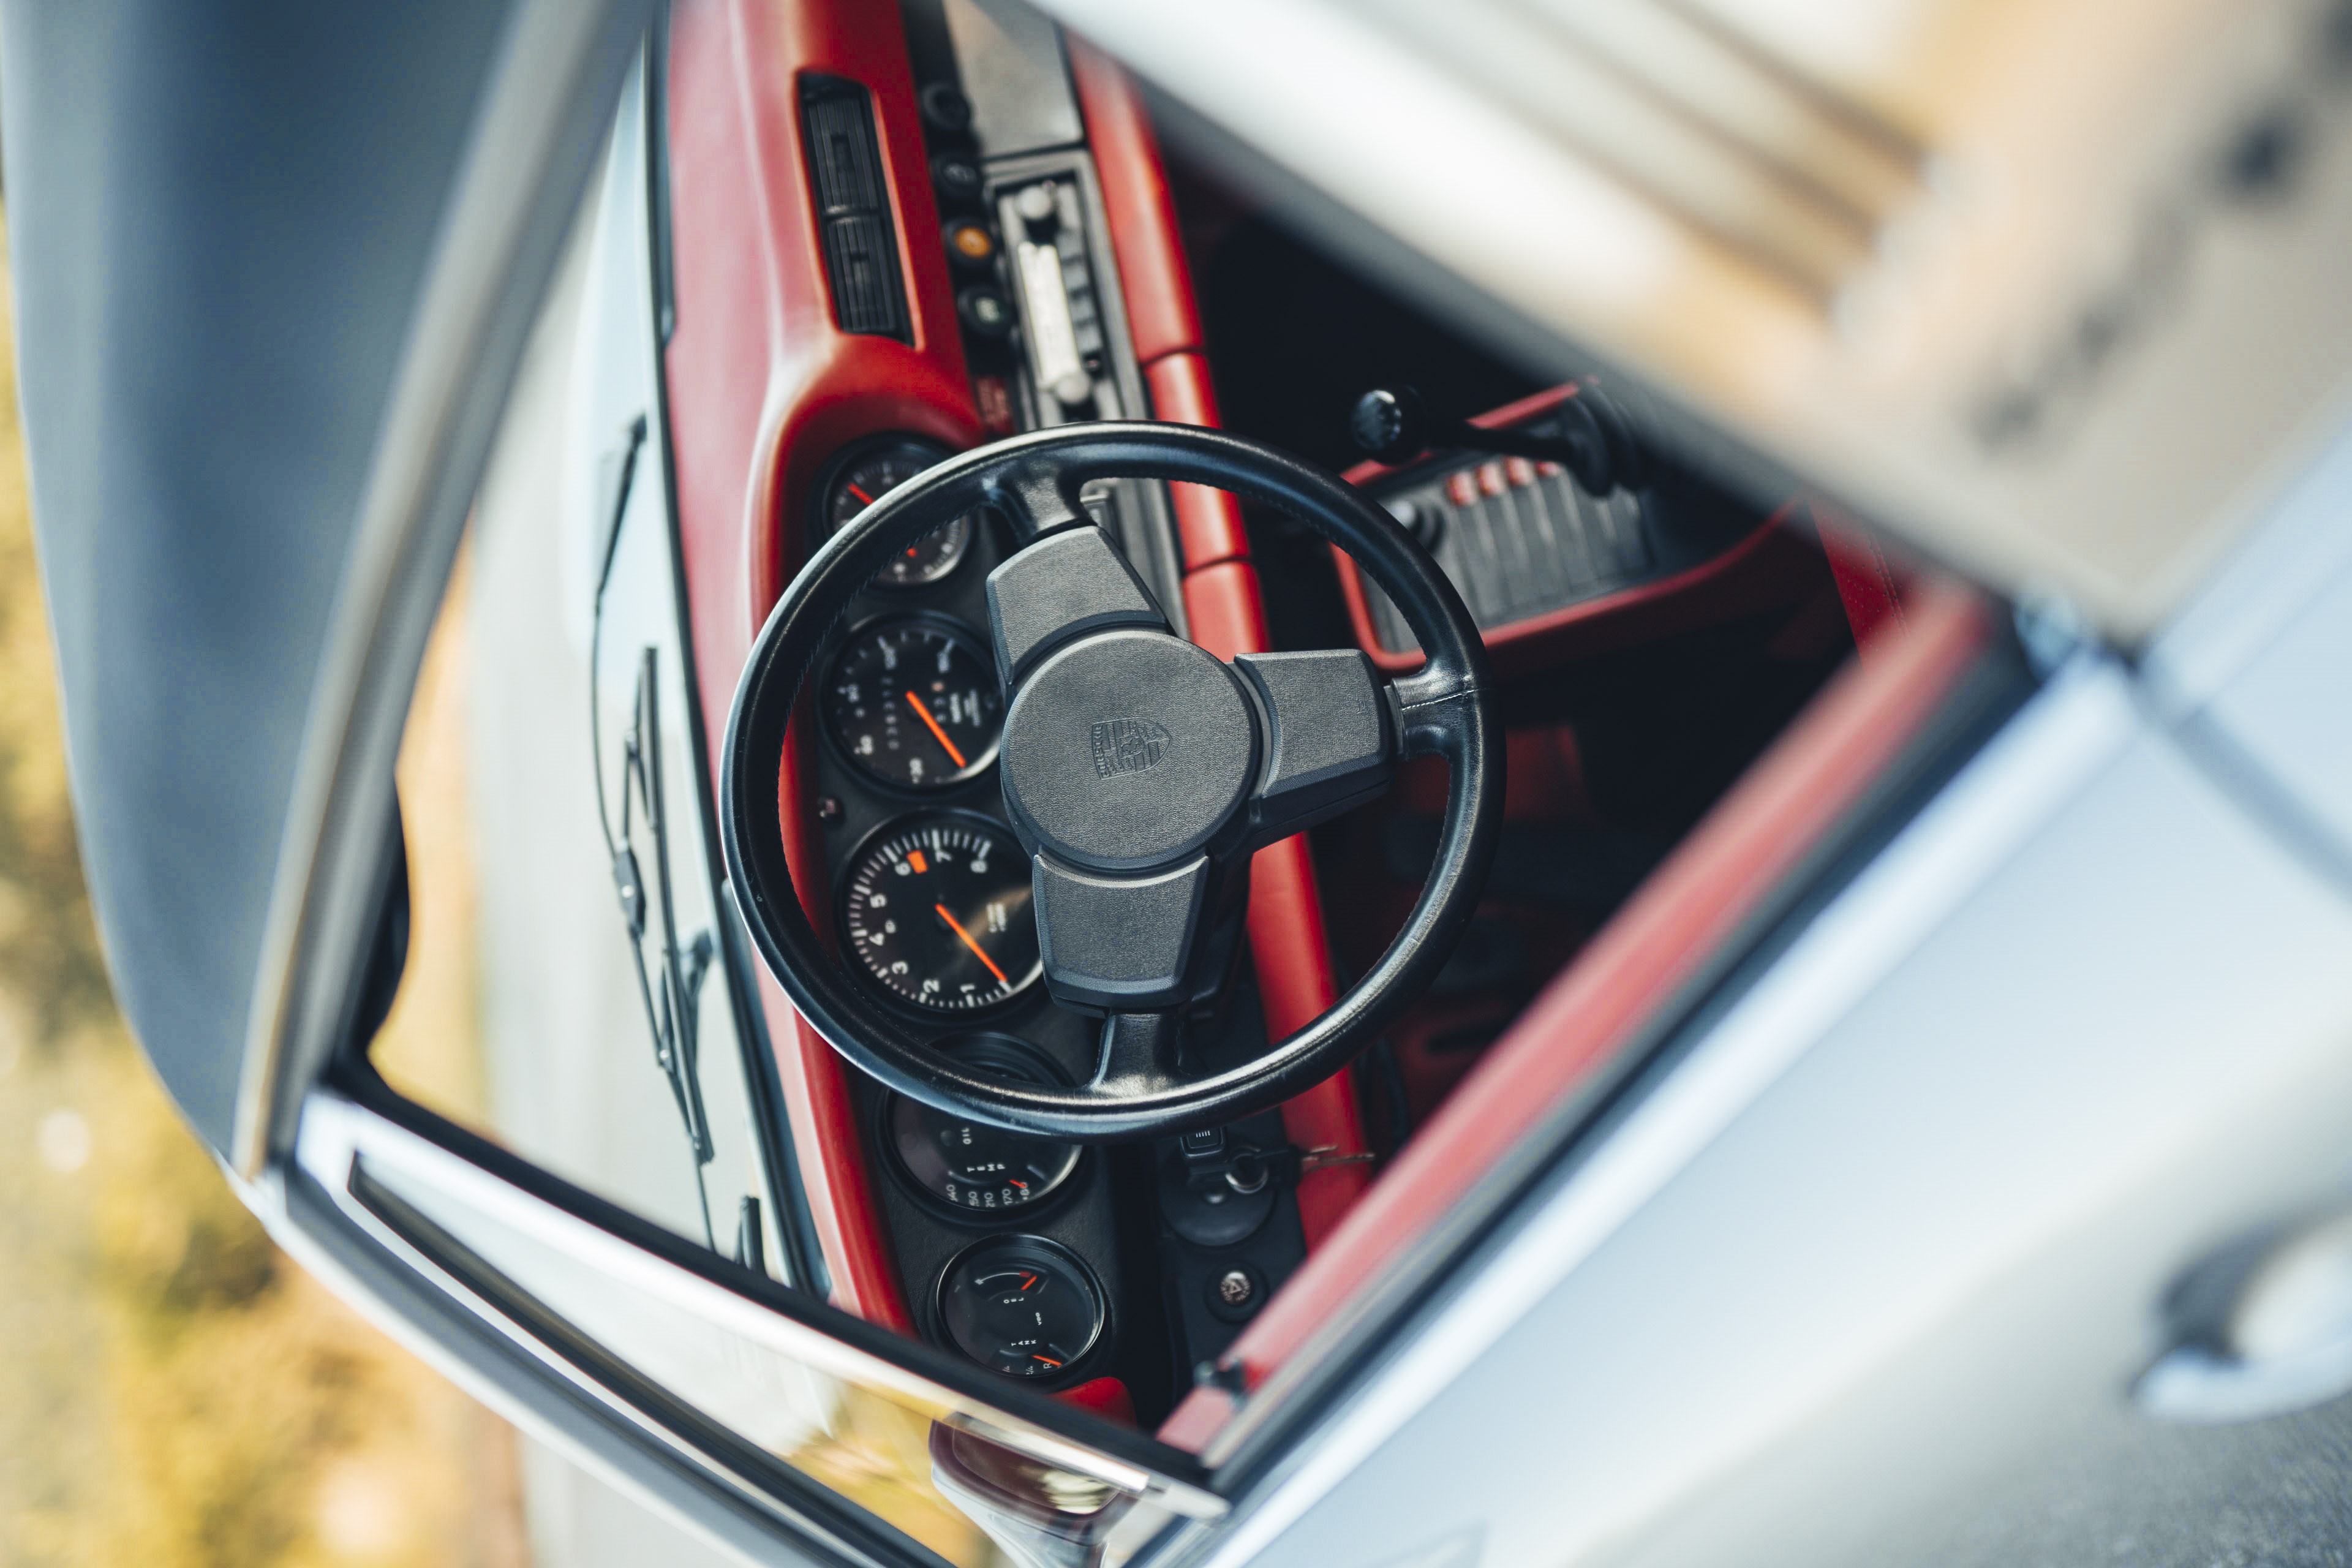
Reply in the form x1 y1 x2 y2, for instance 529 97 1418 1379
937 1237 1105 1380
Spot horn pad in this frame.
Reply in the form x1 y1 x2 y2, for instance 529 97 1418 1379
998 628 1258 873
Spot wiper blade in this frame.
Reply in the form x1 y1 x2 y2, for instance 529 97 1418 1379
612 646 718 1246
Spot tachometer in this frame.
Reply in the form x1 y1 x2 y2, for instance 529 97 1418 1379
841 814 1040 1014
826 440 976 589
823 617 1002 792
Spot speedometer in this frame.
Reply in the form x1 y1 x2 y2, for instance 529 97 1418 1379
823 617 1002 792
840 815 1041 1014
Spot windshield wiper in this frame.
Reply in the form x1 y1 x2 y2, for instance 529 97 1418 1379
611 645 718 1248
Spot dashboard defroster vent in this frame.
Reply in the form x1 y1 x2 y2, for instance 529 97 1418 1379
799 76 910 341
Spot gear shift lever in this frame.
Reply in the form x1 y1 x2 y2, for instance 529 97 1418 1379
1349 383 1646 497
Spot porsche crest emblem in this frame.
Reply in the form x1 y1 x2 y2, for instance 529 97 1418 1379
1090 717 1170 778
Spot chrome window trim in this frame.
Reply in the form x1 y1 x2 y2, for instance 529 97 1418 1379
246 1118 903 1568
290 1088 1227 1525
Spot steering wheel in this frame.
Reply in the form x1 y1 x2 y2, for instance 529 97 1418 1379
722 423 1499 1142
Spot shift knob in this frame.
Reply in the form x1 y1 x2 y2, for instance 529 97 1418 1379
1347 382 1642 497
1348 385 1433 466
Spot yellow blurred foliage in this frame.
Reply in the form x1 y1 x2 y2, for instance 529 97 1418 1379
0 213 529 1567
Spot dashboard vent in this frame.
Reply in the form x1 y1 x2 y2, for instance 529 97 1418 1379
821 214 905 336
799 77 909 340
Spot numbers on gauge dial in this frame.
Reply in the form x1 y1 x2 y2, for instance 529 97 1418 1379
824 619 1003 791
827 442 975 589
842 816 1041 1014
890 1041 1079 1213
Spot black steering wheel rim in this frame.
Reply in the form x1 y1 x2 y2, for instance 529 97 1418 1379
720 421 1500 1142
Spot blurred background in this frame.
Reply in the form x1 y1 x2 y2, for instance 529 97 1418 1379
0 212 521 1566
0 209 537 1567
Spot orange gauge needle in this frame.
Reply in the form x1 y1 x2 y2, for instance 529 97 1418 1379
845 481 875 507
1033 1355 1062 1368
936 903 1009 986
905 690 969 768
1020 1274 1038 1291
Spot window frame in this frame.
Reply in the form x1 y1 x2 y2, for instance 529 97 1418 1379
285 1070 1227 1562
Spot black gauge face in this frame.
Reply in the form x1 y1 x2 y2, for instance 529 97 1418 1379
842 815 1041 1014
938 1238 1104 1379
891 1040 1080 1215
823 619 1003 792
827 442 975 589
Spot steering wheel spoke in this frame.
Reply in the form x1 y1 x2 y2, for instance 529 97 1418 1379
1389 659 1483 759
1090 1009 1188 1097
1032 853 1212 1014
1234 649 1400 846
985 524 1169 687
981 454 1090 542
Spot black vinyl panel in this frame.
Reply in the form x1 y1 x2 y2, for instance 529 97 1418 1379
799 77 911 341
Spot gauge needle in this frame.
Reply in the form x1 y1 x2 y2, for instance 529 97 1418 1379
1033 1355 1061 1368
903 690 969 768
936 903 1009 986
845 481 875 507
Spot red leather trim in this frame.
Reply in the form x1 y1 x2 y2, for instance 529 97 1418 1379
1335 509 1825 677
1144 354 1251 570
1813 500 1911 656
1182 562 1371 1244
1250 839 1371 1242
1155 1387 1235 1452
1178 557 1268 661
1067 40 1204 366
1073 42 1247 575
665 0 982 1329
1157 578 1995 1447
766 700 911 1329
1054 1376 1137 1427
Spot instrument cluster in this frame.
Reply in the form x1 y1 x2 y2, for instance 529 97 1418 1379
807 436 1114 1389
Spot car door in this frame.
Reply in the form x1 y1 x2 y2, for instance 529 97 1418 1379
31 2 2352 1566
1142 511 2352 1566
